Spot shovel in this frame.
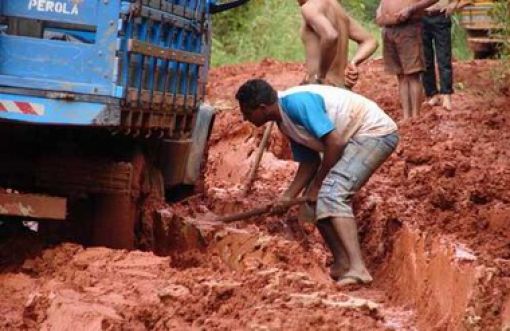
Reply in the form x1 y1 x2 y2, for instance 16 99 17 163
242 122 274 196
214 197 308 224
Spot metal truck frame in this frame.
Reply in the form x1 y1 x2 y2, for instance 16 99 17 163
0 0 248 249
459 0 508 58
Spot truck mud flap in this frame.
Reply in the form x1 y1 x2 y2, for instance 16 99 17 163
183 104 215 184
159 104 214 187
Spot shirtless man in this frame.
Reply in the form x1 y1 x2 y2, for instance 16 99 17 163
376 0 438 119
298 0 378 88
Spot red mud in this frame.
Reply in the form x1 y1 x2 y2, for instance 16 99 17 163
0 59 509 330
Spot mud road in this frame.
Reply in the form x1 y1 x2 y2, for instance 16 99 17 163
1 59 509 330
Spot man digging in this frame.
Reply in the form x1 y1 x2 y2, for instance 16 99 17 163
235 79 399 286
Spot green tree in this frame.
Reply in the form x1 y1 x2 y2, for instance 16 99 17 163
210 0 472 66
491 0 510 88
492 0 510 55
211 1 303 66
342 0 380 21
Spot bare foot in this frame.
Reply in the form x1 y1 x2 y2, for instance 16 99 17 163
330 263 349 280
336 269 373 287
427 95 441 106
442 94 452 111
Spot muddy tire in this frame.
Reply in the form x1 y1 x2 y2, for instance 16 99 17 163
164 139 210 202
90 150 164 250
133 151 165 251
91 193 137 249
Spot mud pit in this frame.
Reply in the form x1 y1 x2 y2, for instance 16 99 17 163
1 59 509 330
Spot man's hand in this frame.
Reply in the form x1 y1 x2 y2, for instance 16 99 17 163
298 202 316 223
271 194 294 215
300 73 311 85
444 2 457 15
375 3 386 27
396 5 414 23
344 62 359 89
305 180 321 205
300 73 326 85
302 74 343 87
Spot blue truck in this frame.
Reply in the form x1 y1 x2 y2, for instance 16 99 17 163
0 0 247 249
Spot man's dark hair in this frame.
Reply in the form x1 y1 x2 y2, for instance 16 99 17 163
235 79 277 112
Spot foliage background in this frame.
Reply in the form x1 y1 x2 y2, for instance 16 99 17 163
493 0 510 54
492 0 510 87
211 0 474 67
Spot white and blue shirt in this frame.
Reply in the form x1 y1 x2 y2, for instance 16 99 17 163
278 85 397 162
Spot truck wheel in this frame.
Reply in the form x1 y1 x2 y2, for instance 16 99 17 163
91 192 137 249
133 151 165 251
473 49 495 59
90 151 164 250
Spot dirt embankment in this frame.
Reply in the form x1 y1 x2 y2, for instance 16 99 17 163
0 59 509 330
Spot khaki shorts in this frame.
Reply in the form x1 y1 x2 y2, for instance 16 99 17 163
315 132 399 221
383 21 425 75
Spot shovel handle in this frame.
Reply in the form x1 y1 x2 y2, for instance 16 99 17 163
242 122 274 196
215 197 307 223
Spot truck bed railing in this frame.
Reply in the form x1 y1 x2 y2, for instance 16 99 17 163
118 2 207 138
0 0 211 139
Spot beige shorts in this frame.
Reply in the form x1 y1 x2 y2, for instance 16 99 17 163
383 21 425 75
315 133 399 221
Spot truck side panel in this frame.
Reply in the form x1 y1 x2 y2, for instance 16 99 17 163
0 0 121 97
0 0 210 138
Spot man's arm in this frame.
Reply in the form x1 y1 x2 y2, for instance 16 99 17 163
397 0 439 23
345 16 379 87
282 158 321 199
376 1 398 27
375 2 384 26
307 129 347 201
301 3 340 81
348 17 378 66
457 0 473 7
445 0 472 15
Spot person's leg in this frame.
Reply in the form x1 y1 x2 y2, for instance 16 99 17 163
397 22 425 117
398 74 412 119
421 17 439 102
330 216 372 284
316 219 349 278
435 16 454 110
409 72 424 117
383 27 407 118
340 135 399 285
316 134 399 285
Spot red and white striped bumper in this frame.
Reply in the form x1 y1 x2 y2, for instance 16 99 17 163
0 100 45 116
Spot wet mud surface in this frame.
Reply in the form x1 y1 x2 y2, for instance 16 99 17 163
1 59 509 330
